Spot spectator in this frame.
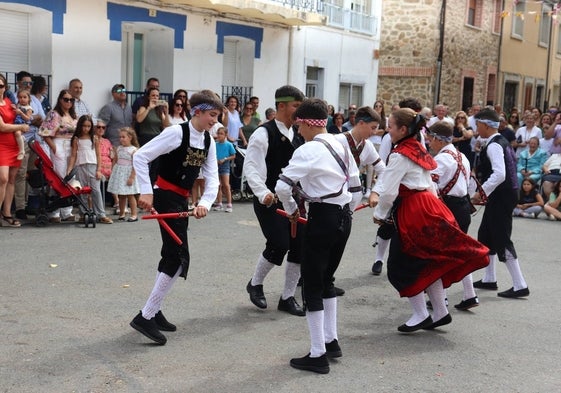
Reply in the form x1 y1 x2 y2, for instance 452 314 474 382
136 87 170 147
326 104 335 130
169 97 187 125
250 96 261 121
540 153 561 199
68 78 91 117
539 112 553 132
467 103 481 131
342 109 356 131
544 180 561 220
427 103 454 127
240 101 260 142
37 89 78 222
223 95 247 147
94 119 114 206
507 111 520 131
513 178 543 218
213 127 236 213
98 84 133 147
264 107 276 121
170 89 190 121
31 75 51 115
327 112 347 134
540 123 555 155
514 113 542 158
517 137 547 186
132 77 159 115
0 74 28 227
452 111 474 166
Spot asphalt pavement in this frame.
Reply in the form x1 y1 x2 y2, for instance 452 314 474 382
1 201 559 392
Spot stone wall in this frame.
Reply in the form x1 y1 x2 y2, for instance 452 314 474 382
378 0 500 113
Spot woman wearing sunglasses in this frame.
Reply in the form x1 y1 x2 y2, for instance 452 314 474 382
452 111 474 165
38 89 78 222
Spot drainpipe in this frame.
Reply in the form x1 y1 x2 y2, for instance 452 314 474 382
287 26 294 84
544 7 554 112
434 0 446 106
497 0 505 108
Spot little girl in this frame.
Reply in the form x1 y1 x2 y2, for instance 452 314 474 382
513 178 544 218
213 127 235 212
95 120 114 207
107 127 140 221
13 90 33 160
67 115 113 224
544 180 561 221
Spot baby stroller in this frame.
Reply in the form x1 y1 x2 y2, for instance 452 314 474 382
27 138 96 227
231 145 253 201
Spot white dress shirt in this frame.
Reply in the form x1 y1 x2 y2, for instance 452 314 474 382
133 122 219 210
432 144 470 197
480 133 506 197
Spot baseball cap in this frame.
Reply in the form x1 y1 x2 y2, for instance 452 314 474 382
111 84 126 93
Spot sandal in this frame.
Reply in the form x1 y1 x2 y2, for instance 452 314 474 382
118 216 126 221
1 215 21 227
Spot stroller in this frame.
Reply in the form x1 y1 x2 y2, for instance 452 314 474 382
231 145 253 201
27 138 96 227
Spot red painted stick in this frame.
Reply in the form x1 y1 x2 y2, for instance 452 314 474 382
149 208 183 245
142 211 193 220
276 208 308 224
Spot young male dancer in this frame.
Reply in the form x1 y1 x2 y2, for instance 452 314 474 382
471 108 530 298
129 90 224 345
243 85 306 316
276 98 361 374
427 121 478 310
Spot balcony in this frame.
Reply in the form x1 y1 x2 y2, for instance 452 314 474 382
160 0 326 26
322 3 377 35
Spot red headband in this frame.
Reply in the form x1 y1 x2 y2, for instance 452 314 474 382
295 117 327 127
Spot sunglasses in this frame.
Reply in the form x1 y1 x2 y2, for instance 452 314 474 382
114 88 126 93
96 125 106 129
177 95 186 98
0 84 5 88
62 97 75 103
174 103 183 107
22 81 33 86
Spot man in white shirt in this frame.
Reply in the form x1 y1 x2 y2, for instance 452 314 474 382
68 78 91 117
427 104 454 127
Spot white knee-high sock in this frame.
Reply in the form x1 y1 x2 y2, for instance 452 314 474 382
462 273 476 300
142 267 182 319
282 261 301 300
406 292 430 326
483 254 497 283
426 279 448 321
251 254 275 286
375 237 390 262
323 297 338 343
505 250 528 290
307 310 325 358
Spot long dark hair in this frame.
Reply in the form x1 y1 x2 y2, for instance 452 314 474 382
53 89 77 119
373 100 387 130
71 115 95 148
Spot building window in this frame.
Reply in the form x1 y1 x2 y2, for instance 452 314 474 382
512 1 525 38
339 83 363 115
487 74 496 106
462 77 474 112
504 81 518 113
306 66 324 99
557 28 561 55
539 4 552 47
493 0 502 34
536 85 544 110
467 0 483 28
323 0 377 35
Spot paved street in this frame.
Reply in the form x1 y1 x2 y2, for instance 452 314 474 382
1 201 559 392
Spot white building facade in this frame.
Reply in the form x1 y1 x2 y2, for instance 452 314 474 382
0 0 380 114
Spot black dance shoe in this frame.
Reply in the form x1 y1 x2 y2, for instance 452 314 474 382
278 296 305 316
130 312 167 345
454 297 479 311
473 280 498 290
290 353 330 374
371 260 383 275
246 280 267 309
155 310 176 332
423 313 452 330
325 339 342 358
334 286 345 296
397 316 433 333
497 287 530 298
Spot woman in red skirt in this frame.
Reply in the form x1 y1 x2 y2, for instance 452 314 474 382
371 108 489 333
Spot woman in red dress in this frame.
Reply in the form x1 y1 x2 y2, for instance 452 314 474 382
371 108 489 333
0 74 29 227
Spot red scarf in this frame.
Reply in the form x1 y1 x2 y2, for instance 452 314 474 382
393 136 436 170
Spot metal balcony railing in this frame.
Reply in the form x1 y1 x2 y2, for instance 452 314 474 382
322 3 378 35
268 0 324 13
222 85 253 106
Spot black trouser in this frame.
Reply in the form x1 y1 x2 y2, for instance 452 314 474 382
301 203 352 311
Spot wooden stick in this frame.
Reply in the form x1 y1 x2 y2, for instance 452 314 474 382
148 208 183 245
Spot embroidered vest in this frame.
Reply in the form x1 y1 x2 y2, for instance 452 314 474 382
261 119 297 191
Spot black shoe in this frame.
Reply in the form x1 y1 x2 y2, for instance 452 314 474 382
454 297 479 311
290 353 329 374
334 286 345 296
15 209 27 220
278 296 305 316
426 298 448 310
130 312 167 345
371 260 383 275
246 280 267 309
497 287 530 298
325 339 342 358
473 280 498 290
397 316 433 333
423 313 452 330
155 310 176 332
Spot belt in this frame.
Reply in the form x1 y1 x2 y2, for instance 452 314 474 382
155 176 190 198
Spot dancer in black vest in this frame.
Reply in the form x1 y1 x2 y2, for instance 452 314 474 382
276 98 361 374
471 108 530 298
129 90 224 345
244 85 307 316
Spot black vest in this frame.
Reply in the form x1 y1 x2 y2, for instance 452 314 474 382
261 120 298 191
158 122 211 191
477 134 518 195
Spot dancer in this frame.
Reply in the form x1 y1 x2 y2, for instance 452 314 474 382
276 98 360 374
129 90 223 345
471 108 530 298
371 108 489 333
244 85 306 316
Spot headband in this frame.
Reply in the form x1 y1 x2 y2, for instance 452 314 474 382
476 118 499 129
294 117 327 127
355 116 376 123
275 96 297 102
190 103 218 116
427 131 453 143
